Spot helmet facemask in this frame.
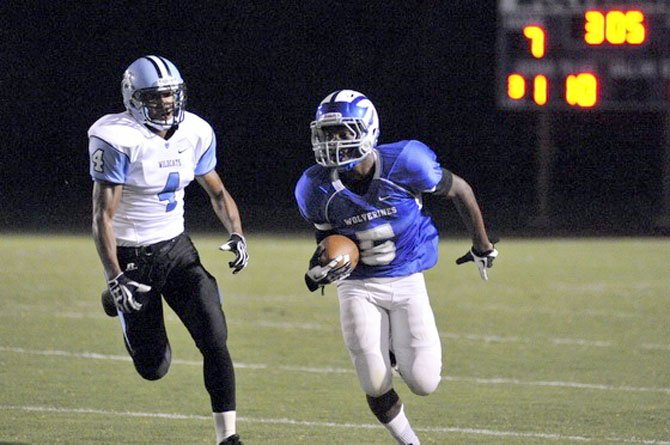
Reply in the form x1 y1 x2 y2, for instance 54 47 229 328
311 113 374 169
130 84 187 131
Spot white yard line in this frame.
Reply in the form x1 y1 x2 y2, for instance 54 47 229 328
454 303 640 320
6 308 668 351
441 376 670 394
642 343 670 351
0 404 668 444
1 346 669 394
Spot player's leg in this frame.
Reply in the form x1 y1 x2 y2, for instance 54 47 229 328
161 235 239 444
390 273 442 396
116 288 171 380
115 250 171 380
367 390 420 445
337 280 392 395
337 279 419 445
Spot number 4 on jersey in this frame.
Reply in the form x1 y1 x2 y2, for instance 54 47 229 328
92 149 105 172
158 172 180 212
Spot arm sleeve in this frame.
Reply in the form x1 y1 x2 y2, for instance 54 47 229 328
391 140 443 194
295 168 332 230
431 168 454 196
88 136 130 183
295 172 317 224
195 131 217 176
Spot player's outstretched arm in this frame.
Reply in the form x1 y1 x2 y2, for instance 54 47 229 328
197 170 249 273
446 174 499 280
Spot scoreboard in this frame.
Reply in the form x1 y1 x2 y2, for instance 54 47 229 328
496 0 670 110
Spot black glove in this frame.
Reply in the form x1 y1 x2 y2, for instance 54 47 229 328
304 245 353 292
107 273 151 313
219 233 249 274
456 243 499 281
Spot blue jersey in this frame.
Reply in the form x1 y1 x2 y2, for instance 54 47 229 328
295 140 443 279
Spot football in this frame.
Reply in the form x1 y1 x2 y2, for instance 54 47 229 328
319 234 360 269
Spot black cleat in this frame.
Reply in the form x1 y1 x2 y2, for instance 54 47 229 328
219 434 243 445
101 289 117 317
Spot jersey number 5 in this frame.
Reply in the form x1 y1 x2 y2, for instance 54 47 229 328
356 223 396 266
158 172 180 212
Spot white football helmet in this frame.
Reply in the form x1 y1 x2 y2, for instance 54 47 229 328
311 90 379 170
121 55 186 131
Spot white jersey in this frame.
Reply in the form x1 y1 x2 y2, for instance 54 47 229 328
88 111 217 246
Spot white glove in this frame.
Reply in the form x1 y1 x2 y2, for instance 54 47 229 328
456 247 499 281
107 273 152 313
219 233 249 274
305 250 353 292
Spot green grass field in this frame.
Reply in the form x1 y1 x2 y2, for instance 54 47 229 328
0 234 668 444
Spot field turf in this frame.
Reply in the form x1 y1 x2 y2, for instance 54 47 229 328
0 234 668 444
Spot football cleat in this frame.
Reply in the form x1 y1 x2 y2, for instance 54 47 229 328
101 288 118 317
219 434 243 445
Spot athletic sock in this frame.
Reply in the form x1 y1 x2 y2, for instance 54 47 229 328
383 404 420 444
213 411 236 443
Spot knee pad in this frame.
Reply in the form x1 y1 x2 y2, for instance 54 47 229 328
403 370 441 396
352 352 393 397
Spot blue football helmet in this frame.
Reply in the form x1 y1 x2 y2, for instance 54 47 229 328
121 55 187 131
311 90 380 170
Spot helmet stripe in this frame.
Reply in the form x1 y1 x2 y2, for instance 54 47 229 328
350 95 365 106
156 56 173 76
329 90 343 104
143 55 167 78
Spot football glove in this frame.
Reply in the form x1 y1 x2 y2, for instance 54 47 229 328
107 273 151 313
219 233 249 274
456 245 499 281
304 245 353 292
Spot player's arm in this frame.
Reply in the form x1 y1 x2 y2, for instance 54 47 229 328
91 181 123 280
434 169 498 280
196 170 244 235
443 172 493 253
92 181 152 312
196 170 249 273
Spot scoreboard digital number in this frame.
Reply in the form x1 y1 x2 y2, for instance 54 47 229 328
496 0 670 110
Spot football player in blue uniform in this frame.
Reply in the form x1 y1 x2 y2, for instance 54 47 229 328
295 90 498 444
89 55 247 445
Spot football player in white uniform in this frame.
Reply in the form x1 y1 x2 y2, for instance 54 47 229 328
89 55 247 445
295 90 498 444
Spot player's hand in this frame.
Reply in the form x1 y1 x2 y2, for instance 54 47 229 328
456 245 499 281
304 246 353 292
219 233 249 274
107 273 151 313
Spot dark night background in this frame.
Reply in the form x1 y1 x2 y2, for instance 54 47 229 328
1 1 668 237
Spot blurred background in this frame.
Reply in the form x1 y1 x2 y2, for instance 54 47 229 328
1 1 668 236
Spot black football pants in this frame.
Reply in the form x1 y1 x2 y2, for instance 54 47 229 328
116 233 236 412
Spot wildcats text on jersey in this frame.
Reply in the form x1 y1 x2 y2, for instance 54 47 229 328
159 159 182 168
343 206 397 226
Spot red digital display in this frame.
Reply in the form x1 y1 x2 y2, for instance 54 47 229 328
584 10 645 45
496 1 670 110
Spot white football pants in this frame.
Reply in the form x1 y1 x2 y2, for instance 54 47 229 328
336 272 442 397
